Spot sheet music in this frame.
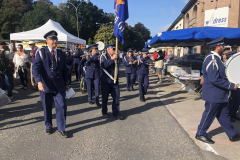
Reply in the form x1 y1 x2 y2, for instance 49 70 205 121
66 88 75 99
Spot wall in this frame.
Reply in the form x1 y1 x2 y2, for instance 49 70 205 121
184 0 240 28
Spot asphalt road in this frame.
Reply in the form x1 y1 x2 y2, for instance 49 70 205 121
0 66 226 160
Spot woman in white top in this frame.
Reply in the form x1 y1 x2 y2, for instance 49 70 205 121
155 50 165 83
13 44 28 90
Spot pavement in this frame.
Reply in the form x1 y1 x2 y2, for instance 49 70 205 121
154 76 240 160
0 66 226 160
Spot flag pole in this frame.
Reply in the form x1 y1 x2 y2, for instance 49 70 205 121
114 38 118 83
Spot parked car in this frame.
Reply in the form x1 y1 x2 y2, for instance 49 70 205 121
171 54 204 70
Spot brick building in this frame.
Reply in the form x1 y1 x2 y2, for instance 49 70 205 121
167 0 239 57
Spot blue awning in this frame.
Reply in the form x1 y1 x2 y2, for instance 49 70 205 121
147 27 240 48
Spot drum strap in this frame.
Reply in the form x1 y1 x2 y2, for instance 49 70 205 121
204 54 219 72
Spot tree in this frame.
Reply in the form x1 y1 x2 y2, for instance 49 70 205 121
0 0 28 39
64 1 109 40
36 0 53 5
17 1 57 32
120 24 145 51
23 0 34 10
134 22 151 42
94 25 115 45
87 38 93 46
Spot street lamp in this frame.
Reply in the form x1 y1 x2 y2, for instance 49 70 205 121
62 0 90 38
96 22 113 45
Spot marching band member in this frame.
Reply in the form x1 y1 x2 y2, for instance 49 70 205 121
123 48 137 91
85 44 101 107
32 30 69 138
79 52 87 93
73 45 83 81
66 49 73 85
137 48 150 102
196 37 240 144
100 43 123 120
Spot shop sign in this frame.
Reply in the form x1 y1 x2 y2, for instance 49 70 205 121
204 7 229 27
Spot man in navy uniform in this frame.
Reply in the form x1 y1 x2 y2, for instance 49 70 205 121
73 45 83 81
224 44 240 122
100 43 123 120
85 44 101 107
137 48 150 102
196 37 240 144
66 49 73 85
33 30 69 138
78 52 87 93
123 48 137 91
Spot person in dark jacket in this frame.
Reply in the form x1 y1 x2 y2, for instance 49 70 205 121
66 49 73 85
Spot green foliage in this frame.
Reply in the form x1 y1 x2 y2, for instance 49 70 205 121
94 23 146 51
0 0 151 51
94 25 115 45
18 2 57 32
134 22 152 41
0 0 28 39
87 38 92 46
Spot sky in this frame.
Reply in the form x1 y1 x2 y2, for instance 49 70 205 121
51 0 189 37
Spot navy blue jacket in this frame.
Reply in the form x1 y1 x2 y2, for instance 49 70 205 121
85 53 101 79
73 49 83 64
100 52 119 84
123 56 137 74
136 55 150 75
66 54 73 69
202 52 235 103
32 47 67 93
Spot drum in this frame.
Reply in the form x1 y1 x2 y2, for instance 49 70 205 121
225 52 240 86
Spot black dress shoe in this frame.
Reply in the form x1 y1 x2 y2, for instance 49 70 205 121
114 115 124 120
143 95 146 101
46 129 52 135
131 87 134 91
127 89 131 92
195 135 215 144
229 133 240 142
89 102 93 105
102 114 109 118
58 131 69 138
96 103 102 108
230 118 235 122
140 98 145 102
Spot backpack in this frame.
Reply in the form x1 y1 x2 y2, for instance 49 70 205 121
0 50 10 73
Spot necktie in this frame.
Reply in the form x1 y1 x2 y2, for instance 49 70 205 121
52 50 56 63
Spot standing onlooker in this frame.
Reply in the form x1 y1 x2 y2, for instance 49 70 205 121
169 50 174 62
155 50 164 83
0 42 14 99
13 44 28 90
153 51 158 61
29 41 38 90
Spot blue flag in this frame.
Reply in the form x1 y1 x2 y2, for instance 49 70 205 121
114 0 129 45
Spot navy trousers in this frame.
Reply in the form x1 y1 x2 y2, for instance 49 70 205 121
101 82 120 116
228 96 240 118
40 91 67 131
197 102 238 137
4 68 13 97
86 78 99 104
126 73 135 89
67 66 72 85
138 74 149 99
74 63 80 80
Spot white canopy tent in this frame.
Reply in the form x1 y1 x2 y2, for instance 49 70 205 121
10 19 86 45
